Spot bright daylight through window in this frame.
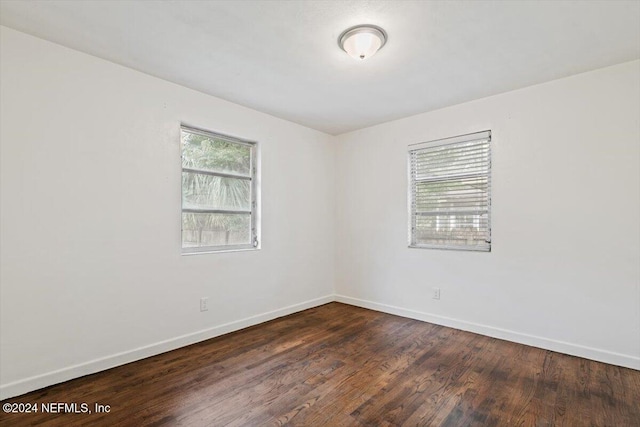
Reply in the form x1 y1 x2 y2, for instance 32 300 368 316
409 131 491 251
181 126 258 253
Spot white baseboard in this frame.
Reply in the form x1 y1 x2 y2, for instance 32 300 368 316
3 293 637 400
0 295 334 400
335 294 640 371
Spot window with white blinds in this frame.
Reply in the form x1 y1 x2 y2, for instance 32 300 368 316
409 131 491 251
181 125 258 254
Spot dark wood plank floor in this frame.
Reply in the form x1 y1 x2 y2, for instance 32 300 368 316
2 302 639 426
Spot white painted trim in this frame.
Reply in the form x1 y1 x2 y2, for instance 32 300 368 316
0 295 334 400
335 295 640 371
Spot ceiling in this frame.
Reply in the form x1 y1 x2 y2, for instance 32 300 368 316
1 1 639 135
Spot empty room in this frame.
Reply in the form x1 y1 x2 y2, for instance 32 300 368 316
1 0 639 426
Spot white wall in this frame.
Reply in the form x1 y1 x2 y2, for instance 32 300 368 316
335 60 640 369
0 27 335 398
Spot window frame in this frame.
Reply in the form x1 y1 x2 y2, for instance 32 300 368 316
180 125 259 255
408 130 491 252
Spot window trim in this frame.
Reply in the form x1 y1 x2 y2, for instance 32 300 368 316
408 130 491 252
180 124 259 254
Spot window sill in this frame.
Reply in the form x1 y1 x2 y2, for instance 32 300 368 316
181 247 260 256
408 244 490 252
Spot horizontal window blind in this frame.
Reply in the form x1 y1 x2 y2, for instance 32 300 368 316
409 131 491 251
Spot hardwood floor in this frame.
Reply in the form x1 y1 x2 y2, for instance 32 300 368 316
2 302 639 426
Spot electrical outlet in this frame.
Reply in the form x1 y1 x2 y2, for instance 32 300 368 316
200 297 209 312
432 287 441 300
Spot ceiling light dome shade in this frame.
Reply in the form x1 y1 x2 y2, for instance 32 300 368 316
339 25 387 60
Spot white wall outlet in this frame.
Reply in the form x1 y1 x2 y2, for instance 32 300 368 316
200 297 209 312
432 287 441 300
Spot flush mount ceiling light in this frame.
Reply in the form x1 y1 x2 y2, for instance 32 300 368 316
338 25 387 60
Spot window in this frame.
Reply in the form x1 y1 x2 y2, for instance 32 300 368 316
409 130 491 251
181 125 258 253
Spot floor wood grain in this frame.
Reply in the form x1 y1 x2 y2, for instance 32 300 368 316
2 302 639 426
